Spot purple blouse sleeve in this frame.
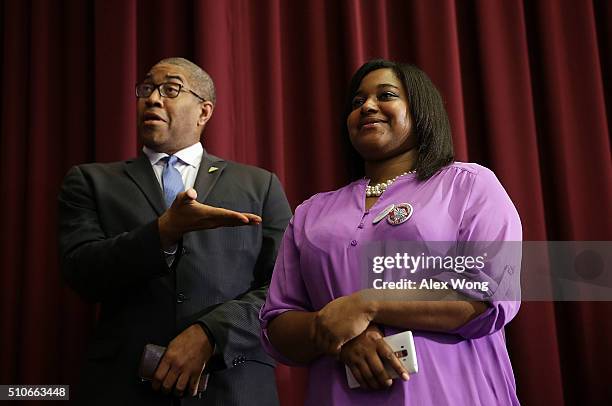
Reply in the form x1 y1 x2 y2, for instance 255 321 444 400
260 207 313 365
450 167 522 339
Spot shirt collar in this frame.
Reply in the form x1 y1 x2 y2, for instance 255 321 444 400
142 142 204 168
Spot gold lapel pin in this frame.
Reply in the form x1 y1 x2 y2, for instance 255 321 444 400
208 166 219 173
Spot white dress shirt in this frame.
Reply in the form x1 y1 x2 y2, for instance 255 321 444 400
142 142 204 192
142 142 204 261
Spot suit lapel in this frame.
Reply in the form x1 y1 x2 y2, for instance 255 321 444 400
194 151 226 203
124 154 166 215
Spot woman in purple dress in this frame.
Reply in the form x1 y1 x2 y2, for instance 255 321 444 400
260 59 522 405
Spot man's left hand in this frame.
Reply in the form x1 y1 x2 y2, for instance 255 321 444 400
152 324 214 397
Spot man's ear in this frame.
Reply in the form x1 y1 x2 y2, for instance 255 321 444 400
197 101 214 127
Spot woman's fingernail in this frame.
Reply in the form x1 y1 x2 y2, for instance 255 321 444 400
402 372 409 381
386 379 393 386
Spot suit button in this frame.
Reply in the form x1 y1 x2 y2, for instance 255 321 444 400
176 293 186 303
181 247 189 255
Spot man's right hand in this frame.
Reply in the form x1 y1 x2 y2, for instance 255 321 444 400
158 188 262 249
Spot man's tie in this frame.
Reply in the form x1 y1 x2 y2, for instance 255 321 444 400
162 155 185 208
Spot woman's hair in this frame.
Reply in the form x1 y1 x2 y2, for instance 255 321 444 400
343 59 454 181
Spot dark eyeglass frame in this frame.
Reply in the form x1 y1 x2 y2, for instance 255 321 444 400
135 82 205 102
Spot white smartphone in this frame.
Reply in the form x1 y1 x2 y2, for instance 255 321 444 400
345 330 418 389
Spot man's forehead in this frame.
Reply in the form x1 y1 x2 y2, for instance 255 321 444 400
145 64 189 82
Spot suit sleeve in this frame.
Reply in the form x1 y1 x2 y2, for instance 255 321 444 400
197 173 292 370
58 166 169 302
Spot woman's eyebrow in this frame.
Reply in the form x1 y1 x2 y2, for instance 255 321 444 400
377 83 400 90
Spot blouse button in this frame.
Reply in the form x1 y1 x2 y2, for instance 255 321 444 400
350 240 358 246
358 223 364 229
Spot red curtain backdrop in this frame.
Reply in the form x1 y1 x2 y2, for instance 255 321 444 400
1 0 611 405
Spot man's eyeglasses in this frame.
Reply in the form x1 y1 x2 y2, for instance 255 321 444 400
135 82 205 102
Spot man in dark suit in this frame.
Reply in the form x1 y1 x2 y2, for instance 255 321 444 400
58 57 292 405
